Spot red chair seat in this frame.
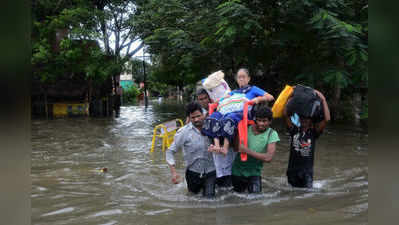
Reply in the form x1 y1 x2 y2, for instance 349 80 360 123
208 101 255 162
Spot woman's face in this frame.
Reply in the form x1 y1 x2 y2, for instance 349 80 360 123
236 70 250 87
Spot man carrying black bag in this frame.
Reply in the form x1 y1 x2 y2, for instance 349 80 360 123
283 87 331 188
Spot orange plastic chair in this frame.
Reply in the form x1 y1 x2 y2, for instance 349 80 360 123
208 101 255 162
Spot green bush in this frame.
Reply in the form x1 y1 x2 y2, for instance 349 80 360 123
123 85 141 103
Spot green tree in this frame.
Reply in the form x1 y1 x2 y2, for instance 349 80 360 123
135 0 223 88
134 0 368 120
32 0 145 88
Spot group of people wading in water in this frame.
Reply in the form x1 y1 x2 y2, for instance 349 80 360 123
165 68 331 198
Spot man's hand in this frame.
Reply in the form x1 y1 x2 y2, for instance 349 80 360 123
169 165 181 184
253 97 259 104
208 144 217 153
219 147 228 156
208 144 227 156
238 144 248 153
264 152 273 162
171 173 181 184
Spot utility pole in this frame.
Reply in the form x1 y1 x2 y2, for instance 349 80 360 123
140 49 151 108
143 56 148 107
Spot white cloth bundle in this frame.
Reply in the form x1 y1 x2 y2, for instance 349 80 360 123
202 70 231 102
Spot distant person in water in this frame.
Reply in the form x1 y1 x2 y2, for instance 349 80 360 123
283 89 331 188
203 68 274 156
166 102 216 198
231 106 280 193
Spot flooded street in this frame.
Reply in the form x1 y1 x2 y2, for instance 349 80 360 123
32 101 368 225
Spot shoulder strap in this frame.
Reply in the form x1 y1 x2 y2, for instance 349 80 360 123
267 128 274 143
263 127 274 152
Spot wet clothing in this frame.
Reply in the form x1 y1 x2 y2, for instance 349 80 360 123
186 170 216 197
232 175 262 193
213 147 237 178
232 126 280 193
166 123 215 174
213 147 236 188
216 175 233 188
202 111 243 142
202 85 267 142
286 125 321 188
287 169 313 188
232 127 280 177
166 122 216 196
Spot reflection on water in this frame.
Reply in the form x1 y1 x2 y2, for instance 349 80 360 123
32 100 368 225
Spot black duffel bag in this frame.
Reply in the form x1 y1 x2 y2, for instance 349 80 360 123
286 84 324 123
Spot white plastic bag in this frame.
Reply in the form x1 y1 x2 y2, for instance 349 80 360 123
202 71 231 101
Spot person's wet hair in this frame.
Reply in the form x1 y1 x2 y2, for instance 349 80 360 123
196 88 210 99
254 106 273 121
186 102 203 117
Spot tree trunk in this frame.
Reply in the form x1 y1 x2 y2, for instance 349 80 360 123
88 78 92 103
143 59 148 107
95 2 110 54
353 92 362 124
44 91 48 119
332 83 341 121
178 85 184 102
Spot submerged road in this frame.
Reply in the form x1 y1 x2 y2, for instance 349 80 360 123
32 101 368 225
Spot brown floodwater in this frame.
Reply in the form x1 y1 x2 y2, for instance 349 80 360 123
32 100 368 225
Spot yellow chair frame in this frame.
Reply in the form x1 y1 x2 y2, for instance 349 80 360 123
150 119 184 152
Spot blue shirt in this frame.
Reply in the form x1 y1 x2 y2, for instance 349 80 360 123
229 85 267 100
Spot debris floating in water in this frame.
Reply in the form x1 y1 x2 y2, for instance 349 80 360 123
100 168 108 173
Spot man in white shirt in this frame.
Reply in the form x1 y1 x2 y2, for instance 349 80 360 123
166 102 216 197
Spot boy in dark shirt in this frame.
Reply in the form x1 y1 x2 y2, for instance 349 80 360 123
283 89 330 188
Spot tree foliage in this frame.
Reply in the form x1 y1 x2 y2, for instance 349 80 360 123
32 0 368 118
134 0 368 115
32 0 144 88
123 84 141 103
